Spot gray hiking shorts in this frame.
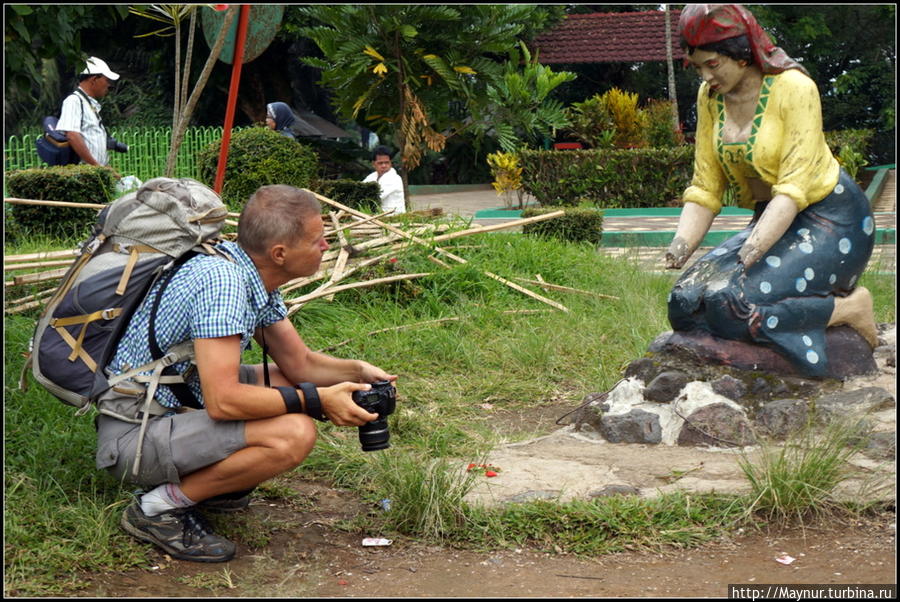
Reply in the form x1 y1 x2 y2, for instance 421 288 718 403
95 365 257 488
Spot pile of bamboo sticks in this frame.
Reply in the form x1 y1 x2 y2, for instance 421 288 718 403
4 192 618 317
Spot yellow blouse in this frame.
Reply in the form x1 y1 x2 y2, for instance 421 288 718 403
682 69 840 215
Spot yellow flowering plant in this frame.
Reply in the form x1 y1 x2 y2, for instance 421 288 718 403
487 151 524 209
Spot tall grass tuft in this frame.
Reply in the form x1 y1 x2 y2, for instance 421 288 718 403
738 417 870 525
367 452 480 541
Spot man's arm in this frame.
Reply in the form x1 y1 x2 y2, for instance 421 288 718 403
65 130 100 166
194 334 293 421
193 325 390 425
257 318 395 386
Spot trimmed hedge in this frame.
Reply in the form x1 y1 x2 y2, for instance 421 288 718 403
518 147 693 208
521 206 604 245
315 179 381 214
5 165 117 240
197 127 319 210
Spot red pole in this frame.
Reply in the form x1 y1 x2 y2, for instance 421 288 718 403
214 4 251 194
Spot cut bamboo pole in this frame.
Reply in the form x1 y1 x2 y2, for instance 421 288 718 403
483 271 569 312
5 198 106 210
285 272 432 315
427 255 452 269
11 267 70 286
5 249 78 262
513 277 620 300
307 190 572 312
4 259 74 272
429 210 564 243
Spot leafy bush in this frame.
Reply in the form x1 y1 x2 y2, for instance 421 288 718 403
518 147 693 208
303 138 372 181
643 100 684 149
521 206 604 245
5 165 117 240
315 179 381 214
825 129 874 180
566 90 683 151
565 94 616 150
197 127 319 210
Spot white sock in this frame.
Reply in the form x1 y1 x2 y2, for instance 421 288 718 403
140 483 197 517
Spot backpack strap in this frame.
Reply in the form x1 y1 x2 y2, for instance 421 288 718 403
147 252 204 410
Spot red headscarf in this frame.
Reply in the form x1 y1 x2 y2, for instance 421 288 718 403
678 4 808 75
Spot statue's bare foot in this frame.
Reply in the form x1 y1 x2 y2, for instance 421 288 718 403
829 287 879 348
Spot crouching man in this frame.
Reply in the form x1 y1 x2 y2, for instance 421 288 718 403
97 184 396 562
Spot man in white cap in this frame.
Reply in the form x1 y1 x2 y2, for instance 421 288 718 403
56 56 120 169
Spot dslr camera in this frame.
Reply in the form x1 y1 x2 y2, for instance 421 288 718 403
351 380 396 451
106 135 128 153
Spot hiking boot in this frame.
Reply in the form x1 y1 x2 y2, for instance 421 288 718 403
120 499 235 562
198 488 254 513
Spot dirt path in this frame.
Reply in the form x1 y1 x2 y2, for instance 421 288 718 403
84 479 895 598
80 336 896 597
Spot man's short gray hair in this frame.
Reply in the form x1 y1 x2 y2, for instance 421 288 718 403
237 185 321 256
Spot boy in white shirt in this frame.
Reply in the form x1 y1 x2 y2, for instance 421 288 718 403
362 146 406 215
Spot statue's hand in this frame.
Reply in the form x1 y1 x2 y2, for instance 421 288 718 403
665 237 690 270
738 241 762 269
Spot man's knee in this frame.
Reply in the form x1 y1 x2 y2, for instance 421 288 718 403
250 413 317 467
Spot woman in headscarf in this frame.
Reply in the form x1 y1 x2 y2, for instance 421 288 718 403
265 102 297 139
664 4 877 377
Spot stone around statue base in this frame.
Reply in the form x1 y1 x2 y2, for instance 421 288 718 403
650 325 877 380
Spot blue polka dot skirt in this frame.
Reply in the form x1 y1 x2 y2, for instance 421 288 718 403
668 170 875 377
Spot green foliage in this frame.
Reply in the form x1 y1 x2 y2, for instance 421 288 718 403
643 100 685 149
825 129 874 179
739 417 870 525
750 5 895 145
302 138 372 181
518 147 694 208
470 42 577 152
292 5 567 167
4 5 128 131
5 165 116 240
565 94 616 150
197 127 319 210
315 180 381 214
521 206 604 245
566 90 683 150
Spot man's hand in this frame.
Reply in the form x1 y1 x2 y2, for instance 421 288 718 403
319 382 379 426
357 361 397 386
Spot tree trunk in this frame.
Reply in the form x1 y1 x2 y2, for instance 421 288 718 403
665 5 680 132
165 6 237 177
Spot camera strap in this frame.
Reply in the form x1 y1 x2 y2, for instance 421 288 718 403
73 88 110 139
261 330 271 387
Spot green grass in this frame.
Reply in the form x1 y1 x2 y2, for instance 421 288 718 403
4 227 896 595
738 417 875 525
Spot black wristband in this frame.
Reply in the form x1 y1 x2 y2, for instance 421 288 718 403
275 386 302 414
298 382 327 422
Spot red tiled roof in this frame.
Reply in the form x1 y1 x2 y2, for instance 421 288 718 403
534 10 685 64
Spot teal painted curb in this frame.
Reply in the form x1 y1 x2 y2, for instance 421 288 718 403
474 206 754 219
599 228 895 248
409 183 492 195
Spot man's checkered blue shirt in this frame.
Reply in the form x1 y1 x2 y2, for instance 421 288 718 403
106 240 286 408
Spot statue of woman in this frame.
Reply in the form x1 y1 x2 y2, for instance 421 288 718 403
665 4 878 377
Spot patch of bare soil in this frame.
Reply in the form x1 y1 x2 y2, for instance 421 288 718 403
80 478 896 598
79 341 897 598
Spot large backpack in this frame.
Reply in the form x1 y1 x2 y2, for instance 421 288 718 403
28 177 229 416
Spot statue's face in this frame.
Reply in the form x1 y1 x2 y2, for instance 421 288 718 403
687 48 749 96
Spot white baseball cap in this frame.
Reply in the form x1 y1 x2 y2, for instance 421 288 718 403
80 56 120 81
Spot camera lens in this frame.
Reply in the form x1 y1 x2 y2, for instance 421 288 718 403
359 418 390 451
